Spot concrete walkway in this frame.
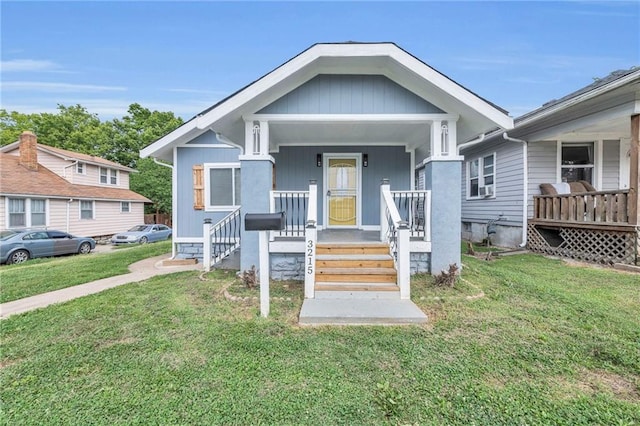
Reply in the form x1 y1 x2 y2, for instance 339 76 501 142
1 254 201 319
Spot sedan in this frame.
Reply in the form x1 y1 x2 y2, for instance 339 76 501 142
111 224 172 245
0 229 96 264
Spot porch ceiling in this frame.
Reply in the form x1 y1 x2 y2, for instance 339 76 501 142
268 120 429 149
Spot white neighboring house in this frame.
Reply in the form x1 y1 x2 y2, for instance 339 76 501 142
460 68 639 265
0 131 150 239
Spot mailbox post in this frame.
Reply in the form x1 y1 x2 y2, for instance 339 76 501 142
244 212 286 317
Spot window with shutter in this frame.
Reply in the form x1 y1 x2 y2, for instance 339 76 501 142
193 164 204 210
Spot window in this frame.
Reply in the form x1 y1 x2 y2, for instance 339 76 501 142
561 143 593 184
467 153 496 198
100 167 118 185
121 201 130 213
31 199 46 226
80 200 94 220
76 162 85 174
205 163 241 210
8 198 25 227
7 198 47 228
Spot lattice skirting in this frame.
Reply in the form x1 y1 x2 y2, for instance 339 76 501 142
527 224 639 265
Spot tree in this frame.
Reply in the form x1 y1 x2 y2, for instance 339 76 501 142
0 104 183 214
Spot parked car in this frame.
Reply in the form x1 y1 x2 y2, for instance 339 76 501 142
0 229 96 264
111 224 172 245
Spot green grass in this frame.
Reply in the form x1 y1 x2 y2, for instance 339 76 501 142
0 241 171 303
1 253 639 425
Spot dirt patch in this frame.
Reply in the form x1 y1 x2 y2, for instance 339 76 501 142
552 368 639 402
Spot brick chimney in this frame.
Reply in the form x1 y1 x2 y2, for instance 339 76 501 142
19 131 38 171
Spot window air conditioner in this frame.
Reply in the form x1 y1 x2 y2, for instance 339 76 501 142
479 186 494 197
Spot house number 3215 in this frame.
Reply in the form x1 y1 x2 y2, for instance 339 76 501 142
306 240 314 275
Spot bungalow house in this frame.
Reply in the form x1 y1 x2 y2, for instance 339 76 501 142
1 131 150 239
460 67 639 265
141 42 513 301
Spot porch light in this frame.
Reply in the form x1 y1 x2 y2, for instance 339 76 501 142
363 154 369 167
316 153 322 167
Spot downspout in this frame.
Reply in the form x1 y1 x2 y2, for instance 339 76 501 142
503 132 528 247
152 158 177 259
63 160 79 180
214 131 244 155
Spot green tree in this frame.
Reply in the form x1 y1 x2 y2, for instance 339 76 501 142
1 104 182 214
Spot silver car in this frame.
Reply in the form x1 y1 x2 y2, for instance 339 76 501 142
1 229 96 264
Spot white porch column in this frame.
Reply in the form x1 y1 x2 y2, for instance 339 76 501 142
430 120 442 158
259 120 269 155
304 180 318 299
244 120 269 155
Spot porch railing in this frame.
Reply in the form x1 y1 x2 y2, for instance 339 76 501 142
391 190 431 240
533 190 631 225
380 179 410 299
269 190 309 238
203 207 241 272
304 181 318 299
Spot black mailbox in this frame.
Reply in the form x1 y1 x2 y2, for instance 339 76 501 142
244 212 286 231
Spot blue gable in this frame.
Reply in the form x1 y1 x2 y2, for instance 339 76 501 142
258 74 445 114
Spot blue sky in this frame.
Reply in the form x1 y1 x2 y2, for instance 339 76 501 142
1 1 638 122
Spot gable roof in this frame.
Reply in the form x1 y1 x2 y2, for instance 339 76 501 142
0 153 150 202
515 67 640 128
0 141 136 172
141 42 513 161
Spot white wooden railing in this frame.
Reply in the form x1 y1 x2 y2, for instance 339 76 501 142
202 207 241 272
304 181 318 299
380 179 410 299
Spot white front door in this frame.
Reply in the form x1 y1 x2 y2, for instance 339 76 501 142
323 153 361 228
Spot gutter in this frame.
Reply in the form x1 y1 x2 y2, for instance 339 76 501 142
503 132 528 247
152 158 176 259
456 133 486 155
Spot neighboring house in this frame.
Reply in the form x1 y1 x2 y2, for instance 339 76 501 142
1 131 151 239
141 42 513 300
460 68 640 265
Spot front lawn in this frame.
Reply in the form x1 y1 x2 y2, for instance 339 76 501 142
1 253 638 425
0 241 171 303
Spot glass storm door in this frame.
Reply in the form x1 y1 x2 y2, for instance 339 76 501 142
326 157 358 227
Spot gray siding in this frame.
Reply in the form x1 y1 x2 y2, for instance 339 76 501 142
272 145 410 226
527 141 557 217
602 140 620 190
176 146 241 238
461 140 524 227
259 74 445 114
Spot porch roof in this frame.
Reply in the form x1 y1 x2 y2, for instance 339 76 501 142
141 42 513 162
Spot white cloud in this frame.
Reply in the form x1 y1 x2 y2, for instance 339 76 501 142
1 59 62 72
166 88 229 96
2 81 127 93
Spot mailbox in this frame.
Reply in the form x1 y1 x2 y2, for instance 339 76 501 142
244 212 286 231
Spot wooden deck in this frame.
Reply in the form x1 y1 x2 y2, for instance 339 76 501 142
529 190 639 265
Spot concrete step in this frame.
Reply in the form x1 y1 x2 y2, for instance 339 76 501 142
299 299 428 326
315 290 400 300
315 281 398 291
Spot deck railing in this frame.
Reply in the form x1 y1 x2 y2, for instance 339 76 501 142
533 190 631 225
391 190 431 240
269 190 309 238
203 207 241 272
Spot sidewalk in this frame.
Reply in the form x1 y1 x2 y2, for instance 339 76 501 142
1 254 201 319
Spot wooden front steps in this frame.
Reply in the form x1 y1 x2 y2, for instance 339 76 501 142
315 243 398 297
